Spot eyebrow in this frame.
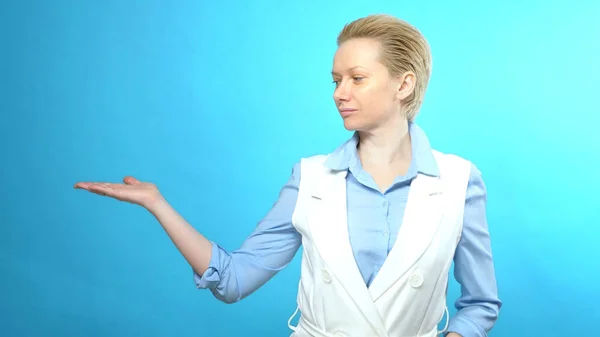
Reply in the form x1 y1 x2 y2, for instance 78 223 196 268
331 66 370 76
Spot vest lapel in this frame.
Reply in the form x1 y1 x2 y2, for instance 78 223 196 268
307 169 388 336
369 173 446 301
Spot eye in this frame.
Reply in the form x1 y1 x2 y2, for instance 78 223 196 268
353 76 364 82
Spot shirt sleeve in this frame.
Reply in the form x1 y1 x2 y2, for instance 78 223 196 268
446 163 502 337
193 162 303 304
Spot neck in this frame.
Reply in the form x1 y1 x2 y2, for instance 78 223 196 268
357 118 412 166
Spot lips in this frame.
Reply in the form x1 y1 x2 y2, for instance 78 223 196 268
338 108 357 117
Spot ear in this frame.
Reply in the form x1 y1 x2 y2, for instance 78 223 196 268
395 71 416 101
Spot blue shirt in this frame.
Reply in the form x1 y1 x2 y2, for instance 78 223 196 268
194 123 502 337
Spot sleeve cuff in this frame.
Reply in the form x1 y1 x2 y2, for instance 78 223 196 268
193 241 222 289
446 315 487 337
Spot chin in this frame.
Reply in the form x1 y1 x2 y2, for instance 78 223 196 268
342 116 368 131
342 120 359 131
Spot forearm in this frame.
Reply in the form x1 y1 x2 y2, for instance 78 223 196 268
148 198 213 275
143 162 302 304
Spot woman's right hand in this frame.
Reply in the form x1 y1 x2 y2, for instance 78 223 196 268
74 176 164 210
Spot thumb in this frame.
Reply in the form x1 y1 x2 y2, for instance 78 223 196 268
123 176 141 185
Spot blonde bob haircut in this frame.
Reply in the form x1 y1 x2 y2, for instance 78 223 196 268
337 14 432 121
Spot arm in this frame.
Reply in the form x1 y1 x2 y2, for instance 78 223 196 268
75 165 301 304
445 164 502 337
190 162 303 303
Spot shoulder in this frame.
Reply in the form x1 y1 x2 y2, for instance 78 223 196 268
300 154 330 165
430 149 485 192
287 154 329 182
431 149 473 176
296 154 331 179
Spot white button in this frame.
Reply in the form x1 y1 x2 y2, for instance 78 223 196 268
382 230 388 236
322 268 332 283
409 272 424 288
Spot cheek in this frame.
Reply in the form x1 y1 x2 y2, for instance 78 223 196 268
359 86 395 114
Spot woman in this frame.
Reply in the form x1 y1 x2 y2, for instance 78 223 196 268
75 14 501 337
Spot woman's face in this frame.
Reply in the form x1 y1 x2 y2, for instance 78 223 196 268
331 38 414 131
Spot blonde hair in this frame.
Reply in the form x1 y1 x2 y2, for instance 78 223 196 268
337 14 432 121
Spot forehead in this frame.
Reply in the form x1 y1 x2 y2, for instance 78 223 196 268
332 38 384 73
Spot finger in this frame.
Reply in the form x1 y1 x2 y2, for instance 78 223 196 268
74 182 106 190
74 182 91 189
75 182 112 189
123 176 140 185
87 183 107 192
87 183 119 197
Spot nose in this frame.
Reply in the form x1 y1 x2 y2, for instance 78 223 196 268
333 81 351 103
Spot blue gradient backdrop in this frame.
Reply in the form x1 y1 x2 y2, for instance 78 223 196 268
1 1 599 336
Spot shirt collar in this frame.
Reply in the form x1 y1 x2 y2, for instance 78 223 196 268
323 122 439 177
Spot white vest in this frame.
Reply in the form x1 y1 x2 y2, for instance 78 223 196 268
287 150 472 337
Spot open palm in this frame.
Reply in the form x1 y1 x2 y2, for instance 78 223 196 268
74 176 162 209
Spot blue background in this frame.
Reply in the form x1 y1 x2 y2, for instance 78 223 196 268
2 1 599 336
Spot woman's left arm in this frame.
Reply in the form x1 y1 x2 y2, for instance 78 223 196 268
445 163 502 337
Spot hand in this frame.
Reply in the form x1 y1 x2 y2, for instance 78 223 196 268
446 333 462 337
74 176 164 210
